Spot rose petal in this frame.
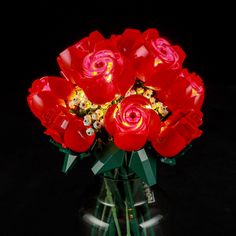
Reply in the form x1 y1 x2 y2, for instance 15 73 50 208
104 104 117 135
148 110 161 140
47 76 74 100
143 28 159 41
151 127 187 157
117 29 143 56
64 118 95 152
114 132 148 151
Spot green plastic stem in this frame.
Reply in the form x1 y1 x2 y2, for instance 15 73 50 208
104 178 122 236
125 200 131 236
120 164 141 236
104 171 124 208
103 209 114 236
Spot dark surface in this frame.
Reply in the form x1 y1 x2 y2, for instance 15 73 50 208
1 2 235 235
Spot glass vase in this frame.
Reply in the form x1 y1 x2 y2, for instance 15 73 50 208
77 170 172 236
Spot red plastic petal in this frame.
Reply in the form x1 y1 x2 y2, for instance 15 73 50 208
116 61 136 96
105 95 151 151
121 94 150 106
45 128 63 144
151 127 186 157
151 109 203 157
88 31 105 50
117 29 143 56
27 91 64 120
174 110 203 143
83 78 119 104
104 104 117 135
172 45 186 65
114 132 148 151
146 68 179 90
143 28 159 41
156 69 205 111
64 118 95 153
148 110 161 140
47 76 74 100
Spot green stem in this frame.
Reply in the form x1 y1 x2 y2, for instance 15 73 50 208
120 166 141 236
103 210 114 236
104 178 122 236
104 172 124 208
125 200 131 236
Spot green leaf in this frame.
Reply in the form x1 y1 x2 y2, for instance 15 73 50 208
129 149 157 186
91 143 125 175
62 153 77 173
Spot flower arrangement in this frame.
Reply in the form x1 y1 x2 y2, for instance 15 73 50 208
27 28 204 235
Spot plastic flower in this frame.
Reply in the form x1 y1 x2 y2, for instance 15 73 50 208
27 76 95 152
151 109 203 157
149 69 204 112
57 31 136 104
63 118 95 152
104 95 161 151
26 29 206 227
27 28 204 158
119 28 186 85
27 76 73 125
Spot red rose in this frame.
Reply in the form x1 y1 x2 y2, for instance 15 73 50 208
155 69 205 111
63 117 95 152
151 109 203 157
57 31 136 104
27 76 95 152
44 110 73 144
117 28 159 58
148 38 185 69
27 76 73 123
128 28 186 84
44 115 95 152
27 76 73 145
116 28 144 57
104 95 161 151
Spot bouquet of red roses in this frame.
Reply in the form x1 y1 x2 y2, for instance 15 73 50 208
27 28 204 235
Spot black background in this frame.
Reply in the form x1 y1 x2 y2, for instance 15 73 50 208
1 1 235 235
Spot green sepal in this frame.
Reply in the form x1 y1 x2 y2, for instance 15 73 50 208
129 149 157 186
178 144 192 157
62 153 77 173
49 139 75 155
79 152 91 160
160 144 193 166
160 157 176 166
91 143 125 175
50 139 92 173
